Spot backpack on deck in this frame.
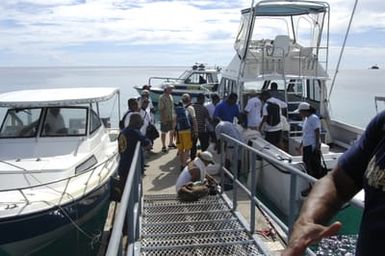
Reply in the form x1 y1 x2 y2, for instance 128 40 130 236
266 102 280 126
175 105 191 131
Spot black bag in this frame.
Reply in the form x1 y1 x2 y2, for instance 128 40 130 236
119 111 131 130
178 182 209 202
146 123 159 140
266 102 281 126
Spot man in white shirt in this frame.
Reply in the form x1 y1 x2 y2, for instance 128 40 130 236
296 102 323 182
259 90 288 148
244 90 262 130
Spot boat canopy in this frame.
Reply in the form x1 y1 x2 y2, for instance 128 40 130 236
242 1 328 16
0 87 119 108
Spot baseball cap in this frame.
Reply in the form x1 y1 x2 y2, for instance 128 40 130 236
199 151 215 164
295 102 311 112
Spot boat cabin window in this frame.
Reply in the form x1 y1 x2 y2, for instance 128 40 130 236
307 80 321 102
219 78 236 98
90 109 102 134
41 107 87 137
0 108 42 138
185 73 208 84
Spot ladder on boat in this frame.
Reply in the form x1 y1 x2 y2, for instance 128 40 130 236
140 194 265 255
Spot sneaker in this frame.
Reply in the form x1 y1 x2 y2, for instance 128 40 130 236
161 146 167 153
168 143 177 149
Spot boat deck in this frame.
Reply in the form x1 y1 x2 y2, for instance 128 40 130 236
99 139 285 255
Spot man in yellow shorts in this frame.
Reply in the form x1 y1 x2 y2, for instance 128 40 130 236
175 94 198 171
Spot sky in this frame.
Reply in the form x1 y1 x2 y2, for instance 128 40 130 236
0 0 384 69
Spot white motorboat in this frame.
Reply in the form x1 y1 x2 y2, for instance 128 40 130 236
0 87 120 255
135 63 221 105
218 0 364 226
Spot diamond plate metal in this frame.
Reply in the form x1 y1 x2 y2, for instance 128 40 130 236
141 243 262 256
141 193 264 255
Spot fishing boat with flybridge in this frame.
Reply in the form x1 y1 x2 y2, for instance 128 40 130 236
103 1 364 255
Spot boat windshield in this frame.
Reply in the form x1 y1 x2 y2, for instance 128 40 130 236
0 107 88 138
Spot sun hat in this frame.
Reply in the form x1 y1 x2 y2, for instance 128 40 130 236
295 102 311 112
198 151 215 164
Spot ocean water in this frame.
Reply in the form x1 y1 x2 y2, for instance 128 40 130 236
0 66 384 128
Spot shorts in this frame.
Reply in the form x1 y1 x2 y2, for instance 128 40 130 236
160 120 173 133
176 130 192 150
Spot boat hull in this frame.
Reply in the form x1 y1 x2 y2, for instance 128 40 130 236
0 180 111 256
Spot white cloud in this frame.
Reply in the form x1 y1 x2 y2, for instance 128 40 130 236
0 0 384 67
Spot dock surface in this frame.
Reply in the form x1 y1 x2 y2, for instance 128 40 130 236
100 138 285 255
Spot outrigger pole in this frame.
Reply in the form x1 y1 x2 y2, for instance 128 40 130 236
328 0 358 99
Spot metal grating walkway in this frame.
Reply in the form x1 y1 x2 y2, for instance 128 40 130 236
141 194 264 256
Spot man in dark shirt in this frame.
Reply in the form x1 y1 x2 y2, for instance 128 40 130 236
283 110 385 256
118 113 151 190
191 93 211 160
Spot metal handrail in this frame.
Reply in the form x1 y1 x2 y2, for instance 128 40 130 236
106 142 142 256
218 133 363 254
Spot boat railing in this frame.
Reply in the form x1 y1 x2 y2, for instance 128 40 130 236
218 133 364 254
0 152 117 195
148 76 184 86
105 142 142 256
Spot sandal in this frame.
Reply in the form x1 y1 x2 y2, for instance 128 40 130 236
161 146 167 153
168 143 177 149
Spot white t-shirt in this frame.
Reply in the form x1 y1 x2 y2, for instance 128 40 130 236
302 113 321 149
244 96 262 127
262 97 287 132
140 108 152 136
175 158 206 192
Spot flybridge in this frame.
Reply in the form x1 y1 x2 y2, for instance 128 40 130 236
241 1 328 16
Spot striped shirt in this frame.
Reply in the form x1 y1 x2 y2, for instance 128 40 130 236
192 103 210 132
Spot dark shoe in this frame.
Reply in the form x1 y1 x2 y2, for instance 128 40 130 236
162 146 167 153
168 143 177 149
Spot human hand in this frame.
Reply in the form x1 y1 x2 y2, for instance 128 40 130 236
282 221 342 256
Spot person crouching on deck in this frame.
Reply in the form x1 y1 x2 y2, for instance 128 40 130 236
175 151 217 201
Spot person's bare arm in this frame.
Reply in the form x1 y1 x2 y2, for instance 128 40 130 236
283 165 361 255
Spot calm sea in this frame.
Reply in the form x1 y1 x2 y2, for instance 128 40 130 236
0 66 383 129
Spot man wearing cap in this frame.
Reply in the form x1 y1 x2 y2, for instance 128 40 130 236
175 151 217 201
159 84 175 152
295 102 322 195
138 89 155 115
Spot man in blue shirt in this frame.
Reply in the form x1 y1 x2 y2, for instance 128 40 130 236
213 93 240 123
283 110 385 256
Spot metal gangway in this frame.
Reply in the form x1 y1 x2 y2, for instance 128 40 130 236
105 134 364 256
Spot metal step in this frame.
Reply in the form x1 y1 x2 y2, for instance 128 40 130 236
140 194 263 255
